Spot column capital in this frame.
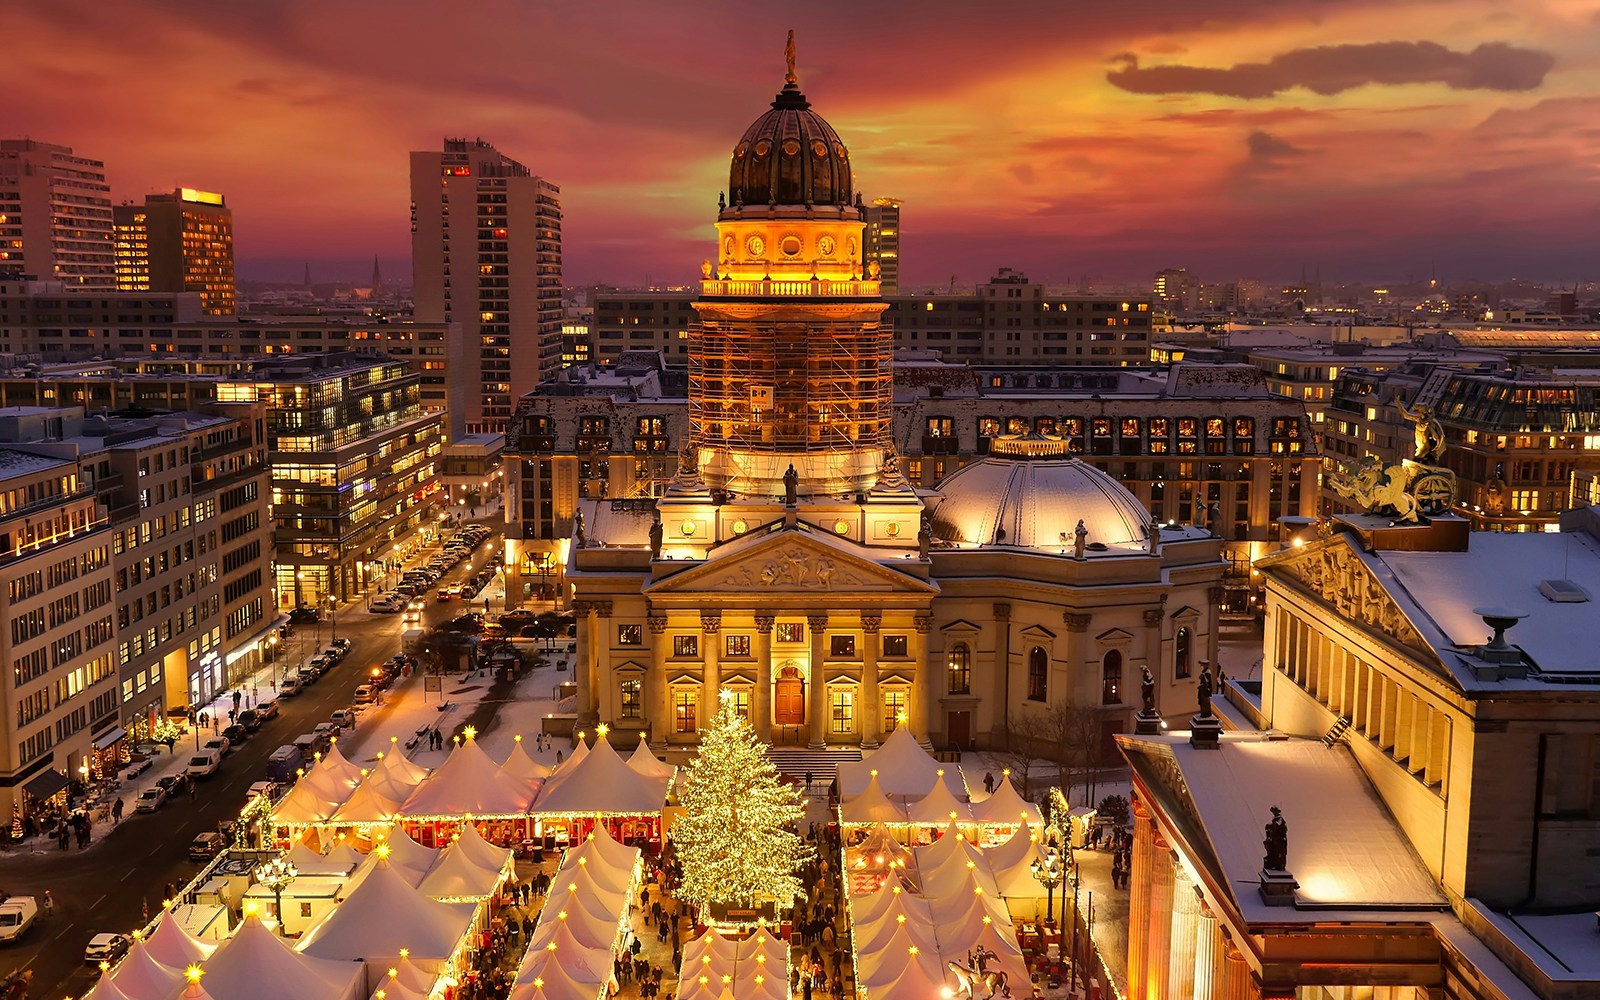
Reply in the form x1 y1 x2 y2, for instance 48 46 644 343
701 613 722 634
647 615 668 634
993 602 1012 622
1064 611 1092 632
594 600 614 618
572 600 593 616
860 614 882 634
1153 830 1172 852
807 612 830 630
754 614 775 634
1132 795 1151 822
913 615 934 634
1143 607 1165 627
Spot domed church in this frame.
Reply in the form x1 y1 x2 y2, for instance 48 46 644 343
567 44 1224 755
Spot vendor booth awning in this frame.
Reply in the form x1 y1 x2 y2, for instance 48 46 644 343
399 731 538 818
92 727 128 750
23 767 69 801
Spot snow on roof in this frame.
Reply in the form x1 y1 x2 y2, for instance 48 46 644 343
1132 733 1447 918
1377 530 1600 679
297 858 476 964
400 734 539 818
200 914 363 1000
839 726 965 800
531 735 668 815
1468 902 1600 988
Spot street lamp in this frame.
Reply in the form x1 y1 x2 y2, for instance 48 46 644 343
1067 846 1083 993
255 857 298 937
1030 843 1064 926
327 594 338 641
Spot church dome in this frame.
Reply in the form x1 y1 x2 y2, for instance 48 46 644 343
930 438 1152 551
728 81 854 209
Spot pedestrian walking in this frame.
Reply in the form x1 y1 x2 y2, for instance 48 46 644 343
984 771 995 794
42 891 52 918
112 797 124 823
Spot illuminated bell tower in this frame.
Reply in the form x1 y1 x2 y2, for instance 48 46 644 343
689 50 890 498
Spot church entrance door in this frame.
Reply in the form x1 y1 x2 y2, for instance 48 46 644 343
946 710 971 751
774 665 805 736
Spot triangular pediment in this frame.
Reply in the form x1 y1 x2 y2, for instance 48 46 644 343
1020 624 1057 639
1256 535 1428 654
644 527 938 597
1096 627 1135 642
940 619 982 634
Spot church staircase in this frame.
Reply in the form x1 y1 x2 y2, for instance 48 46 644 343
763 746 863 789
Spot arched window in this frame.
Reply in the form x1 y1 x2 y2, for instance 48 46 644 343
1174 627 1192 679
1102 649 1123 705
1027 647 1048 702
947 643 971 695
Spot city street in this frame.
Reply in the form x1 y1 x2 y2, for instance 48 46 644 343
0 519 503 999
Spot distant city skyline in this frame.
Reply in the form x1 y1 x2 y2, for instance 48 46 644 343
10 1 1598 287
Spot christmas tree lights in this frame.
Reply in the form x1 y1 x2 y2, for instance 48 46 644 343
672 690 813 919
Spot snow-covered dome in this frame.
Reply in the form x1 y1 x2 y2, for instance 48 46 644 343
929 434 1151 552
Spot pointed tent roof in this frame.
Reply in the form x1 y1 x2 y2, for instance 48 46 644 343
508 951 605 1000
418 843 504 900
370 824 440 878
328 776 404 827
323 839 364 871
314 741 364 789
845 823 912 873
839 725 961 799
450 821 516 875
203 912 361 1000
502 736 553 782
850 867 930 929
914 820 985 873
990 826 1050 899
920 850 1000 901
109 937 184 999
378 740 431 787
548 861 631 914
970 773 1043 828
859 950 950 996
532 735 669 815
145 906 218 968
176 973 217 1000
838 772 907 826
297 858 475 963
562 821 642 875
383 953 436 994
82 970 135 1000
517 919 608 984
270 778 345 826
400 733 538 818
854 920 943 987
854 894 939 957
533 887 625 953
370 976 427 1000
904 772 972 825
282 839 359 877
627 734 676 782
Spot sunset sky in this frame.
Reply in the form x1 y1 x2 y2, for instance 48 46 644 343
10 0 1598 289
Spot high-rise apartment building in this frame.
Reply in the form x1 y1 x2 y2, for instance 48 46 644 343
0 140 115 289
410 139 562 436
114 188 236 315
1152 266 1199 310
863 197 901 293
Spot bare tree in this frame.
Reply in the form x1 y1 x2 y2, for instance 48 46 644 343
989 709 1055 799
1044 702 1118 809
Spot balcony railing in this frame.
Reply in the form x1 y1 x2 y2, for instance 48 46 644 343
699 278 881 298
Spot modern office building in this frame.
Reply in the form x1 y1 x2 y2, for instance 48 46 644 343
113 188 236 315
1152 267 1199 310
0 140 115 289
410 138 562 435
582 278 1155 368
215 353 445 607
862 197 901 293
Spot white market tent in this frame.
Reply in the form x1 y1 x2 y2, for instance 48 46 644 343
849 867 927 928
988 824 1050 901
110 938 184 999
400 733 539 819
509 947 607 1000
371 824 440 879
373 953 436 997
175 972 216 1000
418 840 507 901
969 773 1045 830
627 734 676 783
448 821 516 874
844 825 913 876
837 726 964 800
676 926 786 1000
837 773 907 826
903 773 973 826
531 735 669 815
377 739 431 787
271 778 347 827
564 822 645 874
201 912 363 1000
297 857 477 982
81 969 135 1000
284 839 361 877
518 918 608 985
146 906 219 968
328 777 405 828
502 736 553 782
513 823 640 1000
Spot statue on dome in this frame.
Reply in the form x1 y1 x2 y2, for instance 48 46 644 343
867 260 881 280
877 446 909 490
1147 517 1161 556
717 191 726 212
648 513 663 560
783 463 798 507
700 260 713 279
1072 519 1087 560
918 513 932 559
1263 806 1288 872
784 29 797 85
572 507 587 549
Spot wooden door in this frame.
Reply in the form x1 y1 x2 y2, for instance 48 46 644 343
946 710 971 751
774 667 805 726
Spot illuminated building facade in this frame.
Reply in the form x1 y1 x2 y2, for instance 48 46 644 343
113 188 236 315
862 197 901 294
556 58 1224 754
410 138 562 436
0 139 115 289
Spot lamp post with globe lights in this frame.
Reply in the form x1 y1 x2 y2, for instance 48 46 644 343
1030 843 1064 926
255 857 298 937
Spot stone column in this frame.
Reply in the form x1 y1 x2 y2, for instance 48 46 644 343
1218 933 1252 1000
647 613 669 748
913 614 935 745
589 602 612 728
701 612 722 727
1193 896 1220 1000
1166 870 1201 1000
1144 836 1177 1000
754 615 775 743
572 600 593 725
860 614 882 747
807 613 829 748
1127 797 1155 1000
993 602 1012 742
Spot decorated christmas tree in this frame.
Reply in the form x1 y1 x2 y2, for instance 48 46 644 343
672 689 813 919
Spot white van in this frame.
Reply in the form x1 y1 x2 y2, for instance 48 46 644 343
184 749 222 779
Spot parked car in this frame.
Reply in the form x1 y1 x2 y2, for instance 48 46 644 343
156 775 184 796
330 708 358 729
353 685 376 705
0 897 37 943
135 786 167 813
435 589 452 602
312 722 339 744
246 780 278 801
237 709 262 732
279 676 303 697
330 637 353 654
221 724 248 747
256 699 280 720
185 749 222 780
288 606 323 625
187 831 227 861
265 746 302 783
204 735 231 756
84 932 132 966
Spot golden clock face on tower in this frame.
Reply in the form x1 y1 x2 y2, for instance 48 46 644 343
746 235 766 257
818 236 836 257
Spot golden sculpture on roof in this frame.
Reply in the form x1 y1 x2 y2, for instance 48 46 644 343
785 30 797 85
